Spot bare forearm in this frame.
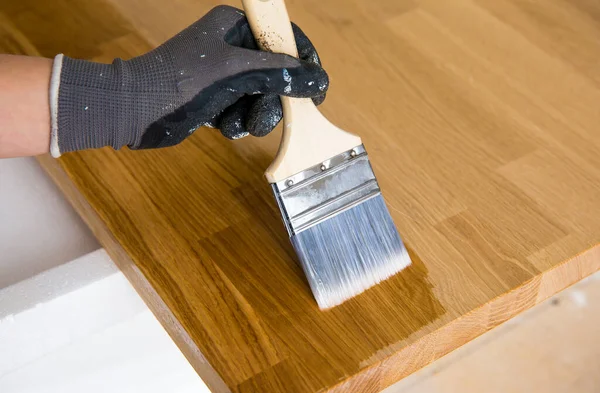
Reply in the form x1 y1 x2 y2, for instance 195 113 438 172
0 55 52 158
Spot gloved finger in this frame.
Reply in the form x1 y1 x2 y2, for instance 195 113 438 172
291 23 322 67
225 14 324 70
246 94 282 137
217 96 251 140
219 94 281 139
290 24 327 106
224 51 329 97
246 92 325 137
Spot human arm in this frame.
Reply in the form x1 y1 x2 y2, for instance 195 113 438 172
0 5 328 159
0 55 53 158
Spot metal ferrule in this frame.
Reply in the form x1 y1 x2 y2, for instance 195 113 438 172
271 145 381 236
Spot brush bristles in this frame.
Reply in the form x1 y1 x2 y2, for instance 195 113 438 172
291 195 411 309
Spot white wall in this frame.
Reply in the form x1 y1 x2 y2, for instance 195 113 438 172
0 157 99 288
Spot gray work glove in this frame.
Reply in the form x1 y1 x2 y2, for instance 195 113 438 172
49 5 328 157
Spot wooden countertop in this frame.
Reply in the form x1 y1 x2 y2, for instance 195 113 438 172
3 0 600 392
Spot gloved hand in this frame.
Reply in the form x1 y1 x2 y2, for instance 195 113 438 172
49 5 328 157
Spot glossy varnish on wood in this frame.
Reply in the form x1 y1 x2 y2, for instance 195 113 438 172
2 0 600 392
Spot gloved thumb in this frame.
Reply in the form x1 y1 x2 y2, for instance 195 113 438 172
223 49 329 98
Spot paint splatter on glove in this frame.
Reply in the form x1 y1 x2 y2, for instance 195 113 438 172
49 5 328 157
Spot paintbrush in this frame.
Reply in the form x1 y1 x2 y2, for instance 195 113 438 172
242 0 411 309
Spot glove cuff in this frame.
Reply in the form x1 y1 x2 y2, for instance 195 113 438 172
49 54 63 157
51 55 137 156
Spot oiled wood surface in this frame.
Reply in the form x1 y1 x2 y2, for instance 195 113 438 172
3 0 600 392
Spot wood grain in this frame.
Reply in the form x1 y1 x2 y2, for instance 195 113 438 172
2 0 600 392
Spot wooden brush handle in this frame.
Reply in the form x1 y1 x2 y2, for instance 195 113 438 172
242 0 362 183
